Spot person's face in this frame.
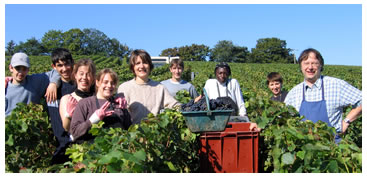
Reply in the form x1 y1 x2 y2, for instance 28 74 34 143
133 57 150 80
170 64 183 81
9 65 29 83
216 67 229 83
52 60 73 82
75 65 94 92
301 52 322 84
268 81 282 96
96 73 116 99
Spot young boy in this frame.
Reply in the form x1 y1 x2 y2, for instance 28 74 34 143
266 72 288 102
5 52 60 116
161 58 198 99
47 48 76 164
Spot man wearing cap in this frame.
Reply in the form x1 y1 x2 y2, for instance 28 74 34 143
5 52 61 116
284 48 362 143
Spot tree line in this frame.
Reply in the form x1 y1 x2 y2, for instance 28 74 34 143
6 28 295 63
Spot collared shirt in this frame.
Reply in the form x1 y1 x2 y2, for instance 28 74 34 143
284 76 362 133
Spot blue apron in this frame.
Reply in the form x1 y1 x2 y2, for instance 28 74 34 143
299 77 341 143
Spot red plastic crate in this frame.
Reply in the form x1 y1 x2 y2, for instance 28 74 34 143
199 122 259 173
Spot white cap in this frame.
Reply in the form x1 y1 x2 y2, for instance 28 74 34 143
11 52 30 68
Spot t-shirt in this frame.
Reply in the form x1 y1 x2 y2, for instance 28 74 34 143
160 79 199 98
5 69 60 117
117 79 180 124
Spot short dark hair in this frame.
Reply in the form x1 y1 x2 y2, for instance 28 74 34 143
51 48 74 65
298 48 324 71
266 72 283 85
214 62 231 76
129 49 154 76
170 58 184 69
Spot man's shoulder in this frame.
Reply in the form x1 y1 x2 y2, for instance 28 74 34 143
160 79 171 85
205 79 217 85
229 78 240 85
288 82 304 94
323 76 345 84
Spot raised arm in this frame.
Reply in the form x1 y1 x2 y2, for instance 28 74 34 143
59 95 78 132
44 69 61 103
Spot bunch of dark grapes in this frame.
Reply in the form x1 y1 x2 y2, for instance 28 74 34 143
181 97 207 112
181 96 233 112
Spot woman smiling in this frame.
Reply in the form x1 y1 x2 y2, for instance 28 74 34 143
70 68 131 143
117 49 180 124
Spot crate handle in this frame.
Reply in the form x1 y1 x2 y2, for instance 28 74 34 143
203 88 212 116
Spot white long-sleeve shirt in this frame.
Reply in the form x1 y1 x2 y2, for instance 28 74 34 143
204 78 247 116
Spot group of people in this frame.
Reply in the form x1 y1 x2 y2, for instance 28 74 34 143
5 47 362 164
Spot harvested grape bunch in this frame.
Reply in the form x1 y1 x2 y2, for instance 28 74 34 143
181 96 233 112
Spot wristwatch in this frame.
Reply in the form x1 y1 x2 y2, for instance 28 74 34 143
344 118 351 124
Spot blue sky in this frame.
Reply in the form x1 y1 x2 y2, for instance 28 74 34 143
4 3 363 66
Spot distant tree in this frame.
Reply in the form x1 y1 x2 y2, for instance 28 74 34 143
41 30 64 54
210 40 249 63
178 44 210 61
250 37 293 63
9 28 131 57
108 38 131 57
160 47 179 57
63 28 84 55
160 44 209 61
6 40 16 56
14 37 45 56
81 28 110 56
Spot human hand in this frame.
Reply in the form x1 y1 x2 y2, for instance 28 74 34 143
89 101 114 124
115 96 127 109
194 95 202 103
65 96 78 118
249 122 261 132
5 76 12 88
45 83 57 103
342 119 350 133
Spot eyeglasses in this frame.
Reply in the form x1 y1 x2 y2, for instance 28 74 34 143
302 62 320 67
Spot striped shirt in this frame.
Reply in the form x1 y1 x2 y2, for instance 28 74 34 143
284 76 362 132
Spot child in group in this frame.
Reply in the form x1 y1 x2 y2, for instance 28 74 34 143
118 49 180 124
161 58 198 99
266 72 288 102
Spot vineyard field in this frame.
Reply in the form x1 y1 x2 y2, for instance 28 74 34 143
5 55 362 173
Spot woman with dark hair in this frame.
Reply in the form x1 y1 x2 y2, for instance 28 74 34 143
70 68 131 143
117 49 180 124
